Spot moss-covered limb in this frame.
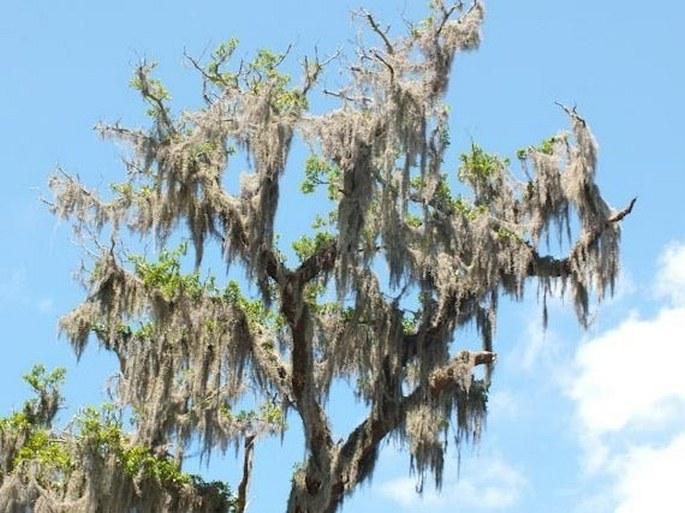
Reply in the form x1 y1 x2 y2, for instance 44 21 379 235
235 434 256 513
522 186 635 283
295 239 338 285
47 169 131 238
428 350 495 390
48 156 286 299
59 251 291 456
278 273 335 508
287 349 493 513
523 195 635 326
405 109 629 331
286 265 491 510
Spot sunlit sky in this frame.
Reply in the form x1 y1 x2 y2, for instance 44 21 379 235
1 1 684 512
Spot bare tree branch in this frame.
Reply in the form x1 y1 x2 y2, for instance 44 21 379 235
361 10 394 54
236 434 256 513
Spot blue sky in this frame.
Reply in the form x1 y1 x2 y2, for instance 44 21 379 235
1 1 684 512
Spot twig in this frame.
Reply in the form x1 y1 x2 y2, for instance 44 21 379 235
183 48 213 83
274 43 294 68
322 89 370 104
370 49 394 80
436 3 458 36
608 197 637 223
362 10 394 54
301 48 341 96
554 100 588 125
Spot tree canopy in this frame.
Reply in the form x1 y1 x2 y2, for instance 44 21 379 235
0 1 632 512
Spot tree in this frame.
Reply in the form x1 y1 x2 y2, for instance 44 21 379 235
1 1 634 512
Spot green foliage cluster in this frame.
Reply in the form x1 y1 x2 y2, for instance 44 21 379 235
0 410 31 433
404 213 423 228
203 37 308 114
75 405 194 487
458 144 508 188
292 232 336 263
300 155 342 200
129 243 207 300
495 225 523 243
401 312 420 334
220 401 286 430
516 136 558 160
452 196 488 220
2 365 71 482
223 280 283 331
23 365 66 405
130 243 285 333
206 38 240 86
14 428 73 475
128 242 288 332
129 61 172 119
247 49 308 113
409 172 488 222
407 146 529 247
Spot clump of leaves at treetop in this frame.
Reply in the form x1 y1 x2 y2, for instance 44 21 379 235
0 365 236 513
43 1 633 512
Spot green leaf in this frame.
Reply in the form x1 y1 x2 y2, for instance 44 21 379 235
292 232 335 262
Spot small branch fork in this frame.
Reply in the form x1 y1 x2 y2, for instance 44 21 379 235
324 348 494 511
435 2 460 36
361 10 394 55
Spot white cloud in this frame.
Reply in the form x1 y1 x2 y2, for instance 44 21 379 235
379 455 526 512
655 242 685 306
567 240 685 511
570 307 685 434
614 434 685 513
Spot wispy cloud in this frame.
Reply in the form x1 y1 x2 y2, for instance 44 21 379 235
0 266 55 315
567 241 685 511
488 389 520 422
37 298 55 314
0 267 27 306
655 242 685 306
509 302 571 378
378 455 527 512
